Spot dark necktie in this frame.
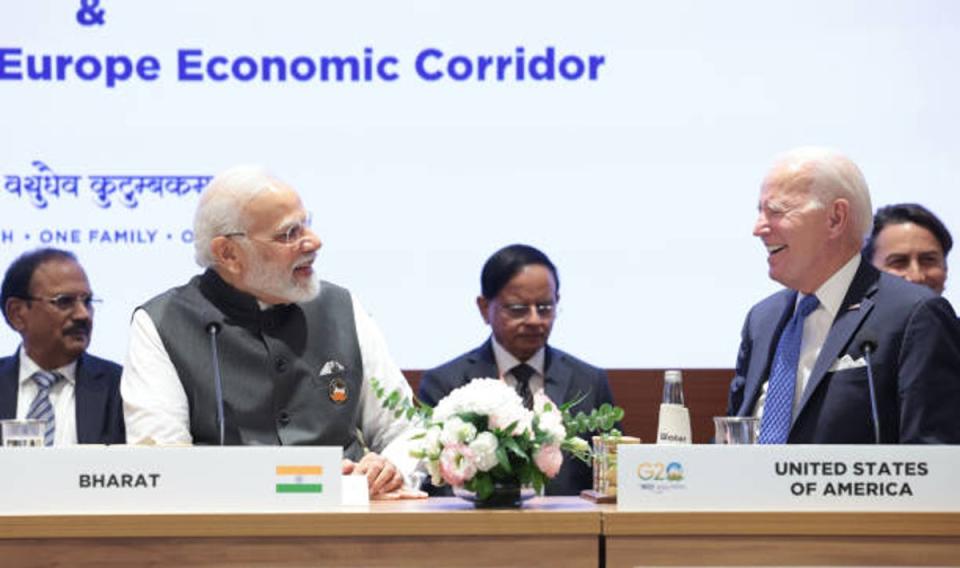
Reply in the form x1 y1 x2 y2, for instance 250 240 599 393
512 363 536 410
759 294 820 444
26 370 61 447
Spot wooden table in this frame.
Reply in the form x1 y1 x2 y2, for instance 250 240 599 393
0 497 601 567
4 499 960 567
602 510 960 567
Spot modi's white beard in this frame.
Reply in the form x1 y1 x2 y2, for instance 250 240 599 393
243 249 320 304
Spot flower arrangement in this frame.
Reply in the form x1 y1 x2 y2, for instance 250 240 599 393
373 377 623 501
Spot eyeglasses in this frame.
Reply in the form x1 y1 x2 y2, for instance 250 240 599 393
25 293 101 312
224 215 313 246
499 302 557 320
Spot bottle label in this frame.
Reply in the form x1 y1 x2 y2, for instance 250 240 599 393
657 403 692 445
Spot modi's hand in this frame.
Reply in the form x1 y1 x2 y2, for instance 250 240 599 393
341 452 404 496
372 486 428 501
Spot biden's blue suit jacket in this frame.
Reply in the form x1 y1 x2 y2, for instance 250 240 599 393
419 339 615 495
728 260 960 443
0 350 126 444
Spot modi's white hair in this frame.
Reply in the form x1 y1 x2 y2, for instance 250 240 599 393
770 147 873 241
193 165 281 268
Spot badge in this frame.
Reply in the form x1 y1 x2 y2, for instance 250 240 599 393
320 360 345 376
328 377 348 404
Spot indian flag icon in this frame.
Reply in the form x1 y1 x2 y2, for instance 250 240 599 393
275 465 324 494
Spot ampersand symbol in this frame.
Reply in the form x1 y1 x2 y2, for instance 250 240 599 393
76 0 106 26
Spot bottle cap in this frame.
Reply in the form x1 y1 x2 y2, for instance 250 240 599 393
664 369 683 383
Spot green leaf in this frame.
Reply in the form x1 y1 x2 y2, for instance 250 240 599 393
502 437 529 463
495 446 512 473
386 390 402 409
532 474 544 494
473 474 494 501
498 420 519 436
458 412 486 430
559 390 589 412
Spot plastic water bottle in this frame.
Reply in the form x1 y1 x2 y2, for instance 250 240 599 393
657 369 692 444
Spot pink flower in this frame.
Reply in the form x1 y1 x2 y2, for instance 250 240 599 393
439 443 477 486
534 443 563 478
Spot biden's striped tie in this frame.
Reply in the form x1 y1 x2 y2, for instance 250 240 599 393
759 294 819 444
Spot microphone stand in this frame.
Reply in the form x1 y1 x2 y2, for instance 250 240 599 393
862 340 881 445
207 322 225 446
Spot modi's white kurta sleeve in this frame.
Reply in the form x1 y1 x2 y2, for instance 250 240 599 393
120 308 193 445
350 294 422 483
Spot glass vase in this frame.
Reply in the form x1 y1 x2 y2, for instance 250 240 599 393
454 481 533 509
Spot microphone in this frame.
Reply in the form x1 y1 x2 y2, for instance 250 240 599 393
858 336 881 445
206 321 226 446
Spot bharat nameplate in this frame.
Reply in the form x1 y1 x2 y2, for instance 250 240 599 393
617 445 960 512
0 446 342 514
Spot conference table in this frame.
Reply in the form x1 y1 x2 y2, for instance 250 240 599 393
2 497 958 567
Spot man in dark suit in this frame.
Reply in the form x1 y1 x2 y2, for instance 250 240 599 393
728 148 960 443
0 248 124 445
419 244 615 494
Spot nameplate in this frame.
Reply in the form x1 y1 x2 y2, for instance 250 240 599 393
0 446 342 514
617 445 960 511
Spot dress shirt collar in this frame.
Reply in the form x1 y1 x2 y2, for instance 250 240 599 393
17 348 77 386
803 254 861 318
490 337 545 377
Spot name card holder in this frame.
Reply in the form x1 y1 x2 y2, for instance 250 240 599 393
0 446 342 514
617 445 960 512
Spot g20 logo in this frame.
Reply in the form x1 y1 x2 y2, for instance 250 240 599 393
637 461 684 482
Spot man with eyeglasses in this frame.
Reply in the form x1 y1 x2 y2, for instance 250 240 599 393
0 248 125 445
418 244 615 495
121 165 422 498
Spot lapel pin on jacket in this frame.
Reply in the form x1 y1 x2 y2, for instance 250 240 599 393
328 377 348 404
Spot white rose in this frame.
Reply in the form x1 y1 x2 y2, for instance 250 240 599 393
440 417 477 445
425 459 443 486
468 431 500 472
420 426 443 459
537 408 567 444
565 436 590 455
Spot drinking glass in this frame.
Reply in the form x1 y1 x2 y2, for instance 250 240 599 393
1 419 44 448
713 416 759 444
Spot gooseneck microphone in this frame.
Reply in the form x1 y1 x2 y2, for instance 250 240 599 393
859 337 881 445
206 321 226 446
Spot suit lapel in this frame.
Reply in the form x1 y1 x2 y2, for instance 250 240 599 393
544 347 574 405
0 354 19 419
740 291 796 415
464 340 500 384
795 262 879 418
74 354 107 444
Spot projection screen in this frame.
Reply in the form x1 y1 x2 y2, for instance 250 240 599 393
1 1 957 369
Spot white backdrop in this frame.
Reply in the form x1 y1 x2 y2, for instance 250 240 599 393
1 1 957 369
